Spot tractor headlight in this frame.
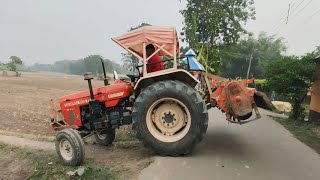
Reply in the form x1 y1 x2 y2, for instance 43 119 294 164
113 71 119 80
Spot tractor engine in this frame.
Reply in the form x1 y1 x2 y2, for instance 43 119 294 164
80 102 132 130
58 73 132 132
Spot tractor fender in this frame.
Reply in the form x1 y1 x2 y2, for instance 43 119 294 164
134 69 199 90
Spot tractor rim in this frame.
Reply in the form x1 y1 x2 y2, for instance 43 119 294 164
59 139 73 161
146 98 191 142
96 132 107 140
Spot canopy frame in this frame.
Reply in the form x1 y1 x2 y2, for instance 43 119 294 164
112 26 180 77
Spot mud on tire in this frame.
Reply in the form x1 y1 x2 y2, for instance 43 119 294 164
55 128 85 166
132 80 208 156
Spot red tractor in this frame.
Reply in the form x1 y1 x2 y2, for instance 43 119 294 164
50 26 262 166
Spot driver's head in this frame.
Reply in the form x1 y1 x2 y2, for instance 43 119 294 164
146 44 155 57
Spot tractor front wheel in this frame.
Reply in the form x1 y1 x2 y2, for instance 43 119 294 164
94 129 115 146
55 128 85 166
132 80 208 156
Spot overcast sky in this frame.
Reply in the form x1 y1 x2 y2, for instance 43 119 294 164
0 0 319 65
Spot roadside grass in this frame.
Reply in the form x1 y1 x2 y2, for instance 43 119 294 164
0 128 137 144
302 104 310 118
0 130 55 142
275 118 320 154
0 143 120 180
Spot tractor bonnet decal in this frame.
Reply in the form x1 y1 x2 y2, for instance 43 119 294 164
64 99 90 107
108 92 124 99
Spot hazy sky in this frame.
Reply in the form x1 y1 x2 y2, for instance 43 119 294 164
0 0 319 65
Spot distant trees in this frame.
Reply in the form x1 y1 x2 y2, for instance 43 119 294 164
220 32 286 78
0 56 23 76
31 55 124 75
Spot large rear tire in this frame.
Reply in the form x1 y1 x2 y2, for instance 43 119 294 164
132 80 208 156
55 128 85 166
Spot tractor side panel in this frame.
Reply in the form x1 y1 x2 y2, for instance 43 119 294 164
105 99 120 107
61 106 82 127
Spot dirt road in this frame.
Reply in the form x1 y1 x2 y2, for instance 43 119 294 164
139 109 320 180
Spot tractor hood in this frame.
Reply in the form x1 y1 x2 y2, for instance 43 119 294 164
59 81 131 107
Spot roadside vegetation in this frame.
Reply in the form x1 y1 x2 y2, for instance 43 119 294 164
275 118 320 154
0 143 119 180
0 127 137 144
265 47 319 154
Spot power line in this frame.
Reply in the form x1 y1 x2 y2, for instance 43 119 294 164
280 0 296 22
290 0 307 15
304 8 320 23
291 0 313 18
273 0 308 33
273 2 294 32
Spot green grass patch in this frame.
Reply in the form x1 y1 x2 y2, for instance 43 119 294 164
276 118 320 154
0 143 120 180
302 104 310 118
115 134 138 142
254 79 267 84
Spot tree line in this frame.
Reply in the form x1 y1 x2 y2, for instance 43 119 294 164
31 55 125 75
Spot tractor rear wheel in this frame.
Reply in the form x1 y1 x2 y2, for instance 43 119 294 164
94 129 115 146
132 80 208 156
55 128 85 166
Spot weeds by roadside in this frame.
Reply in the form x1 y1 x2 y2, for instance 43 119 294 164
275 118 320 154
0 128 137 144
0 143 119 179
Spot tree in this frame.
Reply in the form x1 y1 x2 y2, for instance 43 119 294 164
305 45 320 59
180 0 255 73
7 56 23 76
220 32 286 78
121 23 151 74
265 55 315 120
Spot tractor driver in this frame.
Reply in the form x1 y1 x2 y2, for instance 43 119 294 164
145 44 164 73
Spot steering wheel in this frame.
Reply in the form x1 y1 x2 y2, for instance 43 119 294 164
126 64 142 82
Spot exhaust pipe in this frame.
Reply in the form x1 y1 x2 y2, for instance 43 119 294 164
100 57 109 86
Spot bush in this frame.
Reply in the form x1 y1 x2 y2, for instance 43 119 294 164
265 56 315 120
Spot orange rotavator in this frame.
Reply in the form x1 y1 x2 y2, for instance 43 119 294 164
49 26 264 167
207 76 261 123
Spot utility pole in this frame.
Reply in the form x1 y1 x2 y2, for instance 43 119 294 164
246 52 254 79
286 3 291 24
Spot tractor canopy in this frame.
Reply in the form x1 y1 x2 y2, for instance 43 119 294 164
112 26 180 61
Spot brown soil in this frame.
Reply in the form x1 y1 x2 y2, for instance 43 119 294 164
0 72 105 135
0 151 32 180
0 72 153 179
